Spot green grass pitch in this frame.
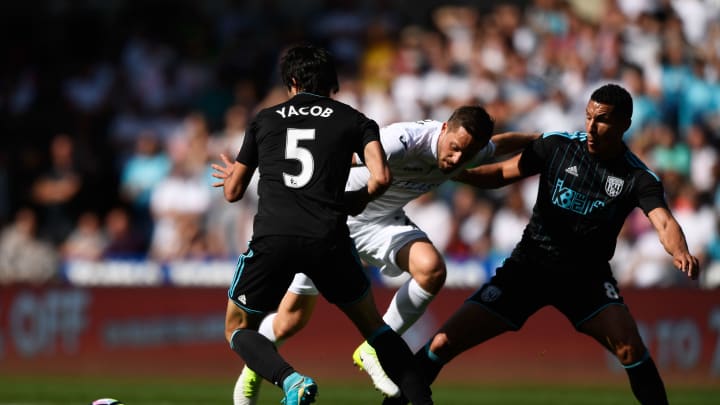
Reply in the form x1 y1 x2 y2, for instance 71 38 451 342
0 375 717 404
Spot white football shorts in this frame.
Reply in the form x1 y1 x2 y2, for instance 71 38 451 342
287 209 427 295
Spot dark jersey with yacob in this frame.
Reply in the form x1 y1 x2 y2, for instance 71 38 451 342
513 131 667 263
236 93 379 239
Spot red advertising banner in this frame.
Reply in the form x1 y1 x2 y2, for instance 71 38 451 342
1 286 718 386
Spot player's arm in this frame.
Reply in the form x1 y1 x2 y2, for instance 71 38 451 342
211 153 256 202
453 153 527 189
647 207 700 280
344 140 392 216
363 139 392 196
490 132 541 157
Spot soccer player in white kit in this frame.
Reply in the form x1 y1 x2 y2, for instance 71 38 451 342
233 106 538 403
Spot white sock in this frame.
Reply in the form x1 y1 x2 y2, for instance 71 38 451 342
258 313 280 344
382 278 435 335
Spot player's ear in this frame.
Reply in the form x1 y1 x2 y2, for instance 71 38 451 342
623 117 632 133
288 77 299 93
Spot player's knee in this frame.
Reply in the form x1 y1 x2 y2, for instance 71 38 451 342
414 260 446 293
419 272 446 294
224 325 239 344
430 332 450 353
224 315 250 343
614 343 643 365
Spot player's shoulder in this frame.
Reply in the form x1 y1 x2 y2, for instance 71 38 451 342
541 131 586 142
380 120 442 153
621 149 661 182
382 120 441 141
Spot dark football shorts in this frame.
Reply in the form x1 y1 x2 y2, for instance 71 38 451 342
467 255 625 330
228 234 370 314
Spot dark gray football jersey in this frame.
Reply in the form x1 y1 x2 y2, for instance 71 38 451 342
512 131 667 263
236 93 380 238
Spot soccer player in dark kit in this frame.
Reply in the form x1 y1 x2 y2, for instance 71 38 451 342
384 83 699 405
211 44 433 405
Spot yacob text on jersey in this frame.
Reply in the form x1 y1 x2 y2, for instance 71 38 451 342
275 105 334 118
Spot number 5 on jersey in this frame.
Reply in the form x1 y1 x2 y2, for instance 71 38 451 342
284 128 315 188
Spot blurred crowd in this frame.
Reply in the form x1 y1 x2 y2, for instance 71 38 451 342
1 0 720 288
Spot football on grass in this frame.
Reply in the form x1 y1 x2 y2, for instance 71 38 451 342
91 399 125 405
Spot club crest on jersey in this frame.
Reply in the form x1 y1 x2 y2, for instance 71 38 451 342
605 176 624 197
480 285 502 302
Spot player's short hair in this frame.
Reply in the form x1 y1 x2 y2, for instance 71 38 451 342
280 44 340 96
447 105 495 142
590 84 633 121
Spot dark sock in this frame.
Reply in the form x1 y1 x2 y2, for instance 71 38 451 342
369 326 433 405
624 353 668 405
382 395 409 405
230 329 294 386
415 343 445 385
382 343 445 405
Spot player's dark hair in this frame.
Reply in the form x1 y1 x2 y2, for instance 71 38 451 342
280 44 339 96
447 105 495 142
590 84 633 121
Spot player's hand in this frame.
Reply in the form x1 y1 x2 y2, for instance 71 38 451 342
211 153 234 187
673 252 700 280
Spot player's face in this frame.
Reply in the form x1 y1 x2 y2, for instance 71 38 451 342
585 99 627 157
437 124 485 173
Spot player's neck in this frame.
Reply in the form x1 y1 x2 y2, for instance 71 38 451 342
594 142 627 161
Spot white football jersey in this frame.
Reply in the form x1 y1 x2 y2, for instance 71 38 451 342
347 120 495 221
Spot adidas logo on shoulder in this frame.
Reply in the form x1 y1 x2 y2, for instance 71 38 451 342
565 165 579 176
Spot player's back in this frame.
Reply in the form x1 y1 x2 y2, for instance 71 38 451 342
248 93 379 238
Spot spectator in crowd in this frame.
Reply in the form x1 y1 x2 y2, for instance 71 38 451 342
205 104 256 258
621 63 661 141
149 160 211 262
685 123 719 197
60 211 108 261
490 182 530 257
30 133 85 245
445 185 482 258
405 191 453 255
119 130 172 240
102 205 148 259
0 207 58 284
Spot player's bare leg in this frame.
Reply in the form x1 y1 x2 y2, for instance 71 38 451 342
579 304 668 405
426 301 511 373
274 292 318 341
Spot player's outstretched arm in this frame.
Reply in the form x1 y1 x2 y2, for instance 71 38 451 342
490 132 540 157
453 153 526 189
211 153 256 202
647 207 700 280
